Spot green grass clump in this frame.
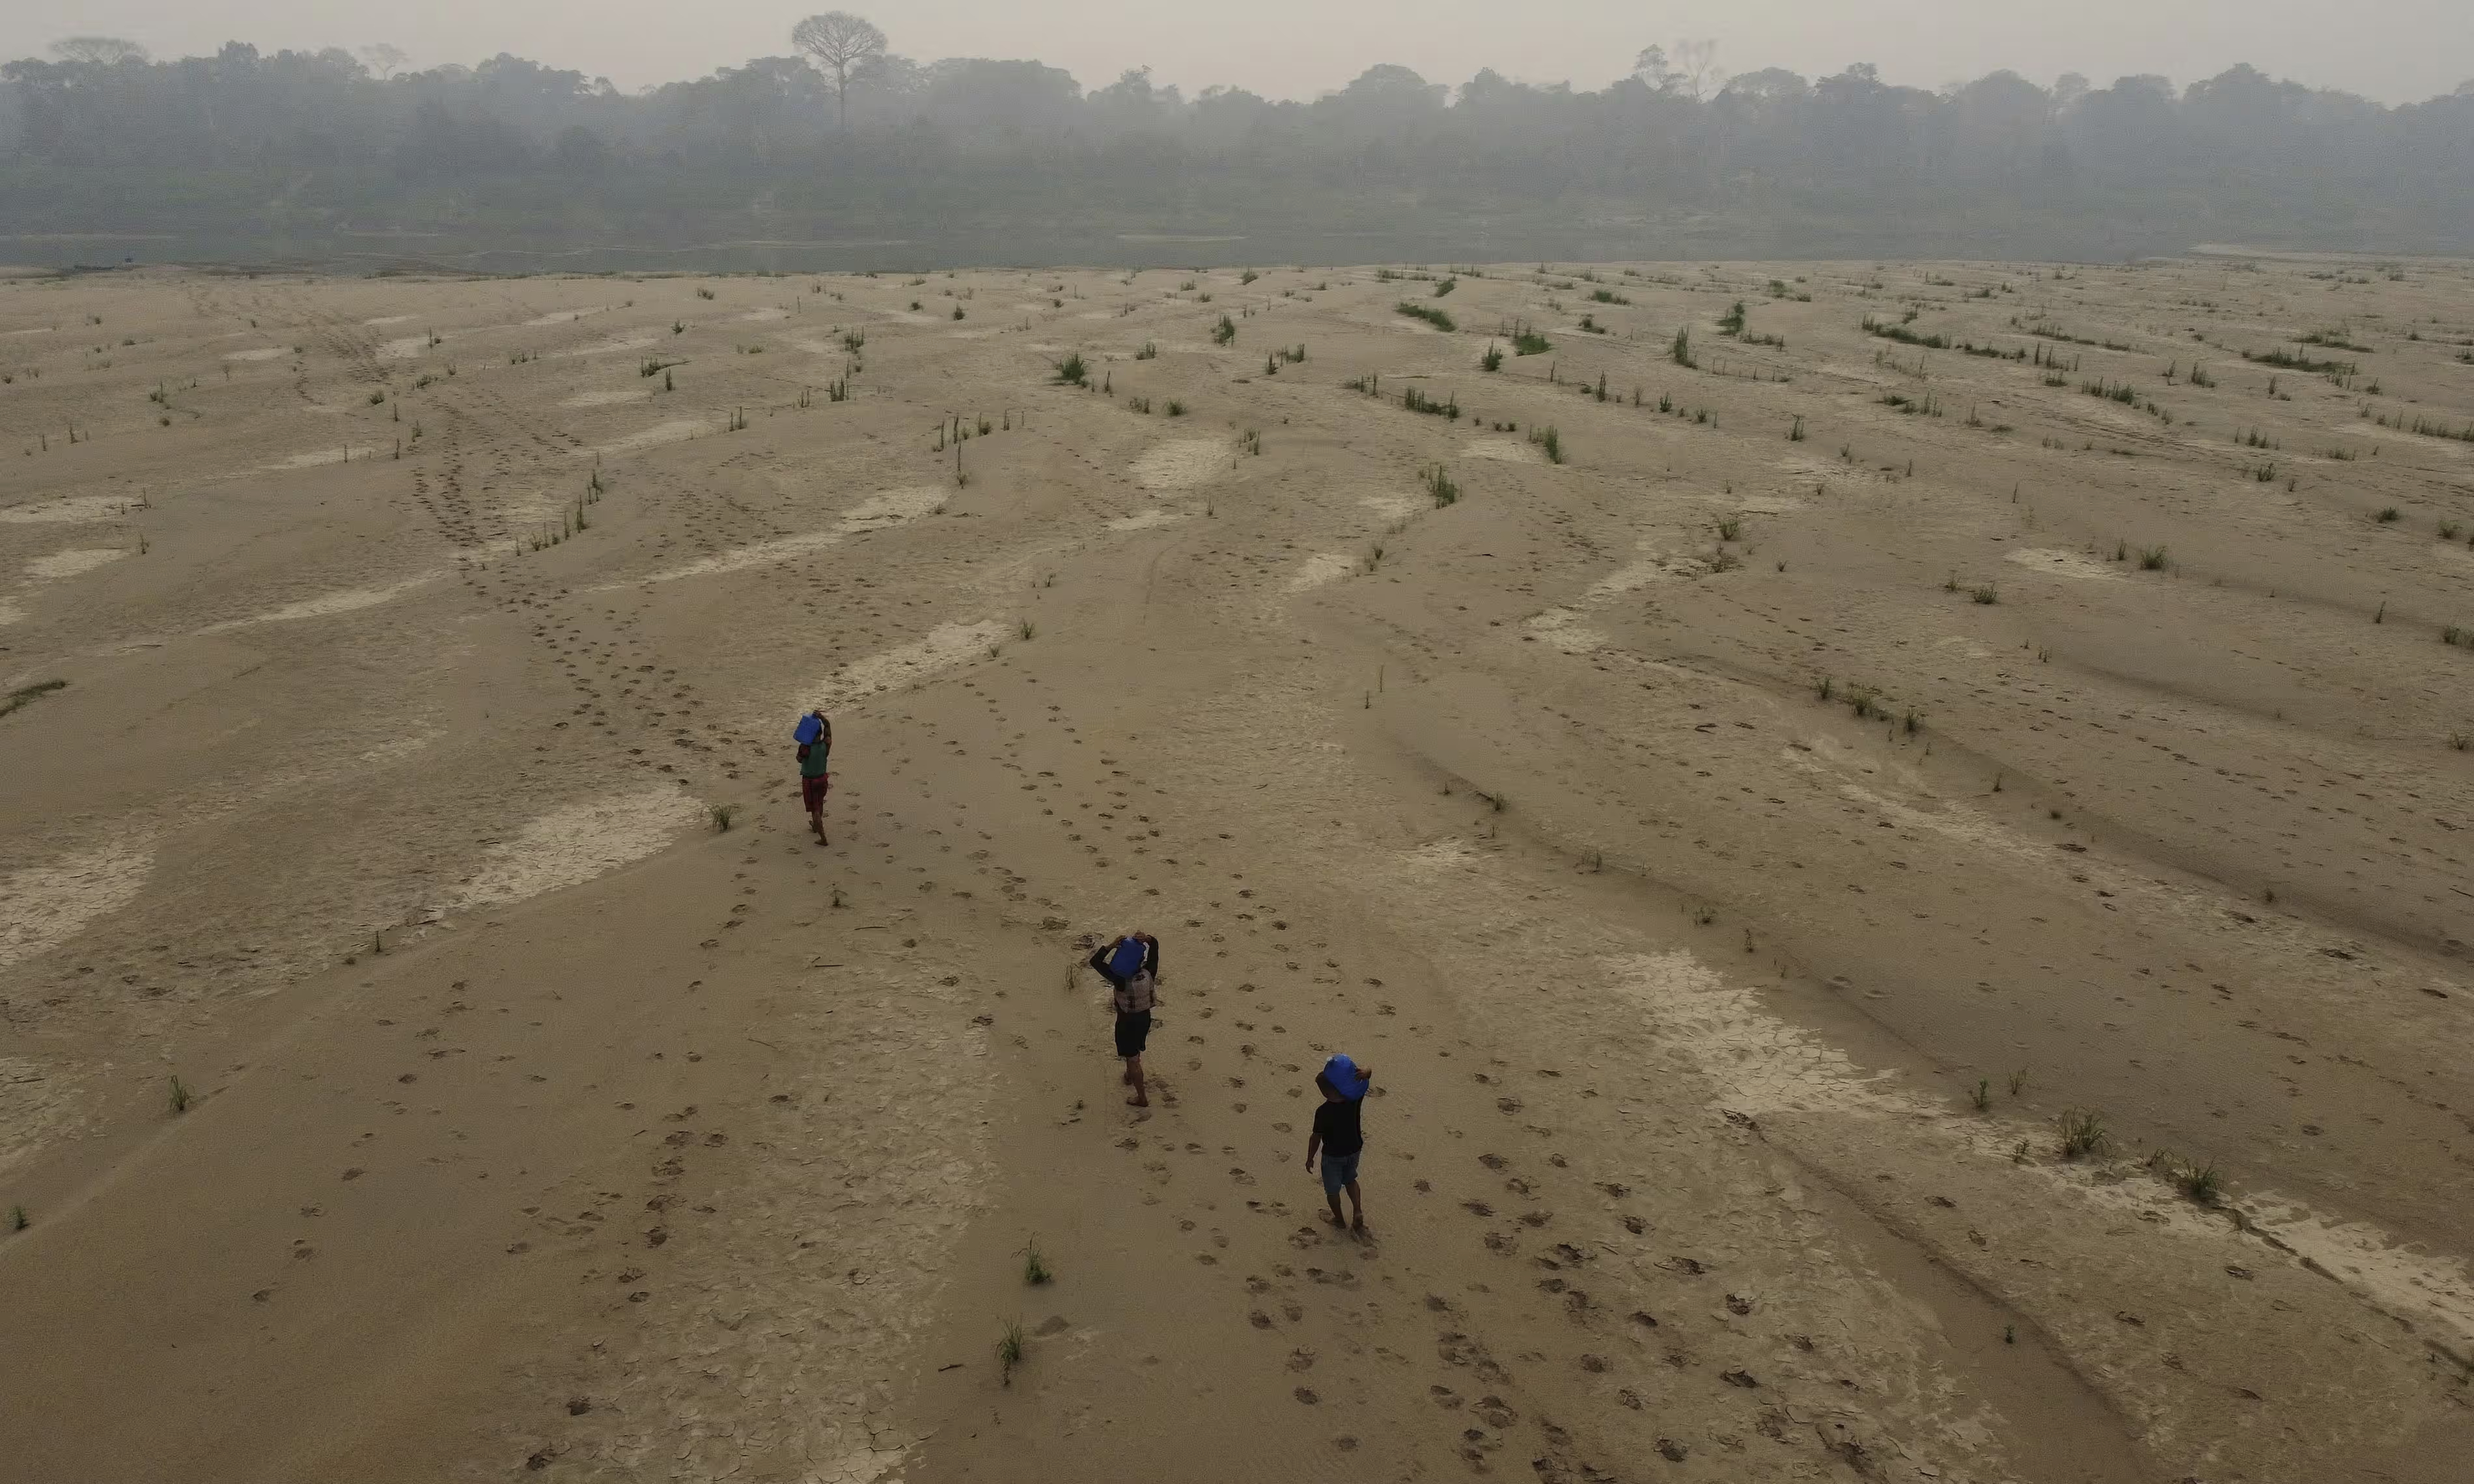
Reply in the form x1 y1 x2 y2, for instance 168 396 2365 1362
1401 385 1460 419
997 1319 1026 1383
1717 301 1746 336
2057 1108 2107 1161
1398 302 1456 332
2137 545 2170 571
1164 399 1186 417
1023 1239 1052 1285
1051 352 1088 386
169 1075 192 1114
2179 1161 2222 1205
1591 288 1631 305
1423 465 1460 508
1530 425 1563 464
1669 327 1695 368
1212 314 1237 346
1479 343 1503 372
709 803 738 832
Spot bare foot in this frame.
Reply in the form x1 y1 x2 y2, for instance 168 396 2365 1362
1351 1218 1369 1237
1126 1095 1149 1108
1324 1211 1347 1229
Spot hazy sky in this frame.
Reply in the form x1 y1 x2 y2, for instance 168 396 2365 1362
10 1 2471 103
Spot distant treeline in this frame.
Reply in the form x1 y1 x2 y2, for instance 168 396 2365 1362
4 40 2472 268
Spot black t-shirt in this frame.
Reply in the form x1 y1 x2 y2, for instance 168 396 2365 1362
1312 1097 1365 1157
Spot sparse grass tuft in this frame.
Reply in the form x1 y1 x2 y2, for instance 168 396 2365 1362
2376 506 2400 523
1022 1238 1053 1286
1479 343 1503 372
710 803 738 832
2179 1161 2222 1206
1423 464 1460 508
997 1319 1026 1384
8 1205 25 1231
1669 327 1695 368
1971 584 2000 605
169 1075 192 1114
2138 545 2170 571
1969 1079 1992 1112
1018 620 1036 642
1398 302 1456 331
1164 399 1186 417
1051 352 1088 386
1530 425 1563 464
2057 1108 2107 1161
1212 314 1237 346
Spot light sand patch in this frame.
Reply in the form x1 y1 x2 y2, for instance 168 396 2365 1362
1775 455 1882 484
1584 553 1704 598
874 309 938 324
1525 608 1606 652
3 326 58 337
2005 547 2124 581
1288 553 1354 592
1107 508 1188 532
740 307 789 322
524 309 594 326
262 448 352 471
1464 438 1542 464
1361 493 1420 521
0 840 154 973
375 336 431 361
361 314 414 326
627 532 843 588
197 571 445 633
24 548 126 581
947 327 999 339
0 599 22 626
582 419 704 458
838 487 944 532
785 337 841 356
0 495 137 525
1132 439 1230 491
221 347 286 363
1736 493 1807 514
1604 948 2474 1360
553 331 660 359
796 620 1008 714
557 387 647 409
443 787 702 913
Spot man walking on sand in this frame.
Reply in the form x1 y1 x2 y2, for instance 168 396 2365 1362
1305 1053 1372 1235
1087 931 1160 1108
794 710 831 845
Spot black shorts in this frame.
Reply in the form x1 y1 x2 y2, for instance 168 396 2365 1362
1113 1009 1152 1059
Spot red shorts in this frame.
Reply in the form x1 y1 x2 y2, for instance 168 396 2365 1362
801 773 830 810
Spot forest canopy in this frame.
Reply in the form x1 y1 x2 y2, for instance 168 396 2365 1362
5 29 2469 268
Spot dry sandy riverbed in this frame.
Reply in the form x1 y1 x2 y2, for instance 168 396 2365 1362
2 256 2471 1483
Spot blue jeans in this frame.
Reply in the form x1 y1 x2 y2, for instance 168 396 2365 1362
1320 1149 1361 1198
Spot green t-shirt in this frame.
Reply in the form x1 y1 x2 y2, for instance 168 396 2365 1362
799 741 831 778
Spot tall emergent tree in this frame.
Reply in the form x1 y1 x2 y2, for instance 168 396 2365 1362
791 12 888 130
